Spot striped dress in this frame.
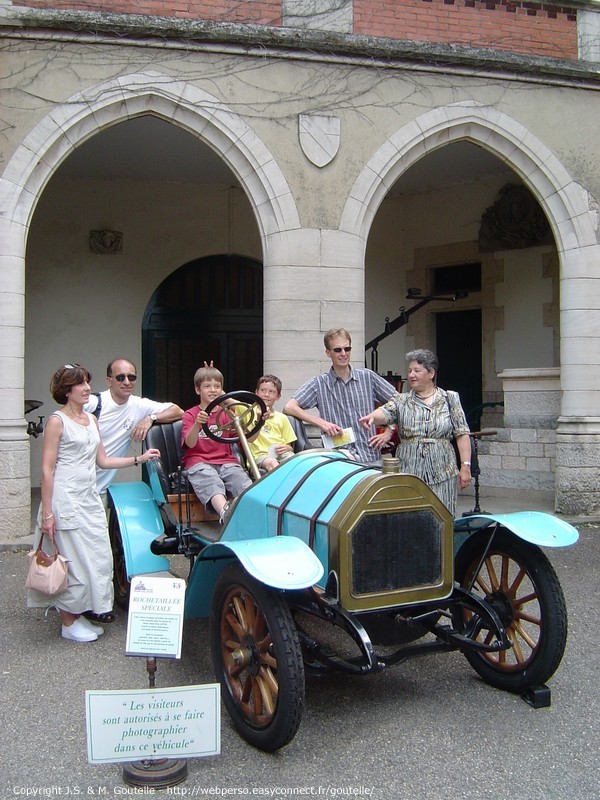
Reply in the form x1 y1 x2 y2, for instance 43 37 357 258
380 388 470 517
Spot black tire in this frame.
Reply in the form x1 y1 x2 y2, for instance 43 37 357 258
454 528 568 692
108 507 131 609
210 563 304 751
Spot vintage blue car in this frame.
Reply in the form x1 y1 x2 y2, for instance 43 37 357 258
107 391 579 752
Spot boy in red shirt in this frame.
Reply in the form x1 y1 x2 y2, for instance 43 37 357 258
181 366 251 524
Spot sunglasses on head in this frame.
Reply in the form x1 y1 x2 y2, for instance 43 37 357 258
64 363 80 369
331 346 352 353
113 373 137 382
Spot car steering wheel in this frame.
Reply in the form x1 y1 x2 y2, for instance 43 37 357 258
202 391 266 444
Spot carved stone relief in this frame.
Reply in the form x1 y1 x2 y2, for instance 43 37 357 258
89 230 123 254
298 114 341 167
479 184 552 252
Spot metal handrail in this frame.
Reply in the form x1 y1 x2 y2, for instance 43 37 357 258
365 289 468 372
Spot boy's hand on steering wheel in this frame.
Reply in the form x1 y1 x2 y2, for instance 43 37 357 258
196 409 209 425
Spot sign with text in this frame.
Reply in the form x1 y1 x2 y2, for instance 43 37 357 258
86 684 220 763
126 574 186 658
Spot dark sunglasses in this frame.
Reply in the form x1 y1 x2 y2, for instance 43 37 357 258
113 373 137 382
331 346 352 353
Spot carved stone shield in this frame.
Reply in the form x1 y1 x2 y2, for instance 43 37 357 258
298 114 341 168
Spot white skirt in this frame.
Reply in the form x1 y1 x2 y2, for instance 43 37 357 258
27 508 114 615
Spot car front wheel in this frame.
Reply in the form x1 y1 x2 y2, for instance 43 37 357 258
454 529 568 692
210 563 304 751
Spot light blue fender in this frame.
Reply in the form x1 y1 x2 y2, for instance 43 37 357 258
108 482 170 578
184 536 324 619
454 511 579 549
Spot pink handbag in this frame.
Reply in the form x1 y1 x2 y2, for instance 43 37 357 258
25 533 69 595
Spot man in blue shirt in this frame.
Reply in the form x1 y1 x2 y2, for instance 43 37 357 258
283 328 398 462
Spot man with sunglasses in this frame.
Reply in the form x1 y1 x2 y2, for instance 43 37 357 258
283 328 398 462
85 357 183 494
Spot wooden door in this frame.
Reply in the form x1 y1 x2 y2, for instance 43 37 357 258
436 309 482 429
142 255 263 408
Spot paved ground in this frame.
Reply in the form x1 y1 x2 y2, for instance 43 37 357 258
2 490 599 798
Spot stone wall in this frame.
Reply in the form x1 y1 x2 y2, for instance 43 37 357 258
478 368 560 498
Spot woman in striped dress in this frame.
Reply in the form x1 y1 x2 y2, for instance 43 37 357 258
359 349 472 516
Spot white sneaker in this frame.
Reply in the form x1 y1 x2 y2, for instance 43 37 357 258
61 618 98 642
78 616 105 636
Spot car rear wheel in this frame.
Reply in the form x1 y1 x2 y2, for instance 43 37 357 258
210 563 304 751
454 529 568 692
108 507 130 609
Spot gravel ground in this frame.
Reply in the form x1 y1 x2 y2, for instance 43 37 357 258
1 524 598 799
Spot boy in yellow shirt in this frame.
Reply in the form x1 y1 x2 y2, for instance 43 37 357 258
249 375 297 472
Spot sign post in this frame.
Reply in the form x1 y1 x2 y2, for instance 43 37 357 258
85 574 220 787
125 574 186 659
126 574 187 787
85 684 220 783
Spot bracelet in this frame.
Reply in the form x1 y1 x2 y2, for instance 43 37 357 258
134 456 138 466
43 513 54 520
462 461 471 466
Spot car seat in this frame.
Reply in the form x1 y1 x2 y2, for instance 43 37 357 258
145 420 216 522
286 415 312 452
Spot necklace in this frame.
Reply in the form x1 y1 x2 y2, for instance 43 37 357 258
65 405 87 423
415 389 436 400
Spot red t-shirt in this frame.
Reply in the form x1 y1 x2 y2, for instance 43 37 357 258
181 406 239 468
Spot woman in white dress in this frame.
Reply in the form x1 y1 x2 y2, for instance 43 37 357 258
27 364 160 643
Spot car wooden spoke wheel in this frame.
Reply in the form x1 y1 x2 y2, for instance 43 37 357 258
454 528 568 692
210 563 304 751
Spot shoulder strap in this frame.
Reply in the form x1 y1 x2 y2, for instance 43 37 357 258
441 388 453 408
91 392 102 419
441 389 457 425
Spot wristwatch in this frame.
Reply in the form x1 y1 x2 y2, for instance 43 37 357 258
149 413 157 424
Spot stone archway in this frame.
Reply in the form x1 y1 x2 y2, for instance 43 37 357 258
341 102 600 513
342 101 597 257
0 71 300 536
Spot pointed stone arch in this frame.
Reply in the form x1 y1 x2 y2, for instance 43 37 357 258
341 101 596 253
0 71 300 532
1 71 300 242
0 71 301 418
341 102 600 513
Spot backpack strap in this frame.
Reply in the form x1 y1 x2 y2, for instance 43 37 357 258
91 392 102 420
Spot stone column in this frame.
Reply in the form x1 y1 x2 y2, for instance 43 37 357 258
262 227 367 400
0 242 30 542
555 245 600 515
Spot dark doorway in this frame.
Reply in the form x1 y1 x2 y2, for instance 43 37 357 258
142 255 263 409
436 309 482 430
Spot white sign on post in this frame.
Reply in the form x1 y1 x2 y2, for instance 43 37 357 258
86 685 221 763
126 574 186 658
